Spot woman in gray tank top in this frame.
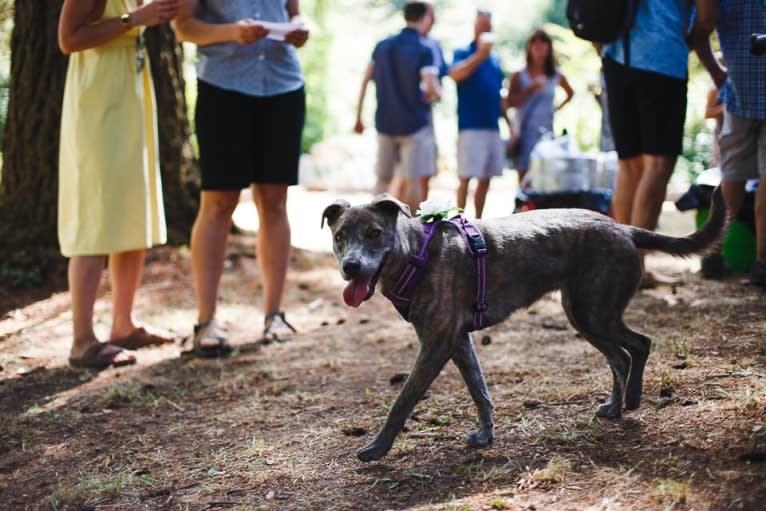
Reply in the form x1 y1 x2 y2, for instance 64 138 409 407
506 28 574 185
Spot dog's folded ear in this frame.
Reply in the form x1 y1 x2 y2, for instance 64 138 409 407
321 199 351 228
372 193 412 219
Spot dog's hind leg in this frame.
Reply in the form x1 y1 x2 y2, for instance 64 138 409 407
593 350 630 418
620 326 651 410
562 290 632 419
452 333 494 447
357 337 453 462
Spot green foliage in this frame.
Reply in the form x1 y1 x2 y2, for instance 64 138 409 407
0 74 9 148
0 251 43 289
542 0 569 27
103 384 159 410
456 457 484 477
491 498 508 510
300 0 332 153
0 0 12 151
682 117 715 181
0 1 11 24
539 23 603 150
679 49 719 181
368 0 408 12
48 467 155 510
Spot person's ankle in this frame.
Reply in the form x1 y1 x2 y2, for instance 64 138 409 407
196 316 215 328
71 334 100 356
110 321 137 340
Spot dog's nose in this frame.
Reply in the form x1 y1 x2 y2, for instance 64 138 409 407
342 259 362 277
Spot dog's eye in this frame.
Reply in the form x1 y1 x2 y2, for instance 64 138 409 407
368 229 381 239
334 232 344 243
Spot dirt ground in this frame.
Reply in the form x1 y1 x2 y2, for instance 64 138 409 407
1 227 766 510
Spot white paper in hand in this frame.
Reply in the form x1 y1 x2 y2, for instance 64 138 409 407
258 21 307 41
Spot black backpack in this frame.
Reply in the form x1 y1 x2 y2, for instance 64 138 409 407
566 0 640 64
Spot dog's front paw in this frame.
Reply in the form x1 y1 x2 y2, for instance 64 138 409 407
596 401 622 418
357 440 391 462
466 428 494 448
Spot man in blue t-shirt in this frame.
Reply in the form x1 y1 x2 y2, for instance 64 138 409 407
602 0 716 288
448 10 505 218
354 1 440 212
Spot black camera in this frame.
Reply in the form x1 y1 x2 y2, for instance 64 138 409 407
752 33 766 55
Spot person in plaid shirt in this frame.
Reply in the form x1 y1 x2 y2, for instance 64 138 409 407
696 0 766 285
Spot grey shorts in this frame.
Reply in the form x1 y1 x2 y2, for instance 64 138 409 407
719 109 766 182
376 125 436 182
457 129 505 179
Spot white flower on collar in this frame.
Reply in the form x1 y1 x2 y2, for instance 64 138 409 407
416 196 461 223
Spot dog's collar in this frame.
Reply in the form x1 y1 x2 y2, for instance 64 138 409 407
382 215 489 331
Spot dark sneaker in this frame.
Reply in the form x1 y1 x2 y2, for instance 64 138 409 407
701 253 730 279
748 260 766 287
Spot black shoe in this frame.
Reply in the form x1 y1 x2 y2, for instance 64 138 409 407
748 260 766 287
701 253 729 279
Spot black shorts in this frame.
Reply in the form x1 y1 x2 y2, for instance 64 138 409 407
603 56 687 159
196 80 305 190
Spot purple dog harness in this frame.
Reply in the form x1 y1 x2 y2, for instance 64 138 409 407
382 215 488 331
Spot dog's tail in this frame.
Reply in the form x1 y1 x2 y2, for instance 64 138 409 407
626 186 726 256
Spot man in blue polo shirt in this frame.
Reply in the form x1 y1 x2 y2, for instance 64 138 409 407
448 10 505 219
354 1 440 212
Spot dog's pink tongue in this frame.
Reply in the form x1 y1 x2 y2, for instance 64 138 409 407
343 278 371 308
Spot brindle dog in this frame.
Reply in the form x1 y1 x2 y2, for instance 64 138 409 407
322 189 725 461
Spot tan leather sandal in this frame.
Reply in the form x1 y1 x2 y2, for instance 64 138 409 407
261 312 296 344
193 320 232 358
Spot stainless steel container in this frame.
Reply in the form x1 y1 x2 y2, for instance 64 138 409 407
529 155 599 192
594 151 618 190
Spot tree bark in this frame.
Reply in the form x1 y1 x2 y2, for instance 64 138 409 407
145 25 200 244
0 4 199 269
0 1 67 255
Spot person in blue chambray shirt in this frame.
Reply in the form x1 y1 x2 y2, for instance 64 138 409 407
174 0 310 354
354 1 440 213
448 10 506 219
695 0 766 285
601 0 717 288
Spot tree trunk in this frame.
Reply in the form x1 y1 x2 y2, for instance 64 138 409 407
0 4 199 272
0 1 67 256
145 25 200 244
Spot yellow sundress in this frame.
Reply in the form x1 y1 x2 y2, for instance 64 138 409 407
58 0 166 257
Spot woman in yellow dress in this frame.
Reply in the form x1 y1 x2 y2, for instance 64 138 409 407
58 0 179 369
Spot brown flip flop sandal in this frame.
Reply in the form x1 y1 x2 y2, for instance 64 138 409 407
110 327 175 350
69 342 136 370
